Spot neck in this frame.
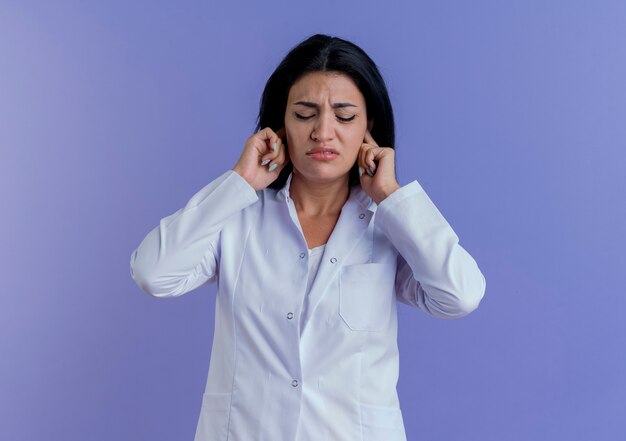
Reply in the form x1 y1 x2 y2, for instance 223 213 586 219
289 172 350 217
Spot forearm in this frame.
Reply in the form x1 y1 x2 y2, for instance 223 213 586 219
375 181 486 317
130 170 258 297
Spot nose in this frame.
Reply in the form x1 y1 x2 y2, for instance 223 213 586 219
311 112 336 142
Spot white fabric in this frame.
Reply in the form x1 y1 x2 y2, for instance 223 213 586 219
300 243 326 333
130 169 486 441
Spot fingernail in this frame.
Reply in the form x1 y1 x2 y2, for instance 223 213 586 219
273 142 277 152
367 167 374 177
359 167 364 177
268 163 278 172
261 159 271 166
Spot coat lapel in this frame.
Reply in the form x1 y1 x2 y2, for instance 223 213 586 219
276 174 377 335
300 186 375 334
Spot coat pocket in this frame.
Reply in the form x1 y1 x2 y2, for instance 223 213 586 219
193 392 232 441
360 402 406 441
339 263 396 332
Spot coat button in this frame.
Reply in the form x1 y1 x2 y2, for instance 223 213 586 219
299 252 306 259
330 257 337 264
359 213 365 219
292 380 299 387
287 312 294 320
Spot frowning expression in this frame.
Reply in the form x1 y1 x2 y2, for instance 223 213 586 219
284 71 369 184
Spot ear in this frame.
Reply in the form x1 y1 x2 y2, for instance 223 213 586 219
367 119 374 132
277 126 288 150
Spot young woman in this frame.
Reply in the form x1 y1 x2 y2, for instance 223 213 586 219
130 33 486 441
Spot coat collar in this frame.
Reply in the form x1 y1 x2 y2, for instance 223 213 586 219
274 172 378 335
277 172 377 213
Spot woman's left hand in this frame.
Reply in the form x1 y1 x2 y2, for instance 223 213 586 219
358 130 401 204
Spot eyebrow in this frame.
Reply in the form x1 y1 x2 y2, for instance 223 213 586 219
292 101 357 109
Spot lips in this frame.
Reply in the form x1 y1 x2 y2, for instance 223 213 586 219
305 146 339 161
306 146 339 155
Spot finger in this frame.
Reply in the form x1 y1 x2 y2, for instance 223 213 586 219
358 144 372 176
365 147 376 175
256 126 277 141
371 146 393 162
367 147 390 177
256 127 280 153
363 130 379 147
357 145 367 175
359 145 377 175
359 141 372 162
267 152 289 173
267 144 287 171
260 136 287 167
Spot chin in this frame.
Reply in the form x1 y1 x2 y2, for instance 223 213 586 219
297 167 351 183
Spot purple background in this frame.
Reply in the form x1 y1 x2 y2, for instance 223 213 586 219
2 1 625 440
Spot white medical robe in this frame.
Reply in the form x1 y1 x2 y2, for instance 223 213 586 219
130 170 486 440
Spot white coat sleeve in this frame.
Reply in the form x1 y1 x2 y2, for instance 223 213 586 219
129 170 258 298
375 180 486 318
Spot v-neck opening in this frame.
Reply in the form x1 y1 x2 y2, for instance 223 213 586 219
308 243 326 255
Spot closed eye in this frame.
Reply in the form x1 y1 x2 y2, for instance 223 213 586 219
337 115 356 122
295 113 356 122
294 113 314 120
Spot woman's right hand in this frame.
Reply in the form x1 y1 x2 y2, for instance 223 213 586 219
232 127 289 191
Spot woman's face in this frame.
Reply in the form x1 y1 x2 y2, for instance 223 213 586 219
284 71 369 184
